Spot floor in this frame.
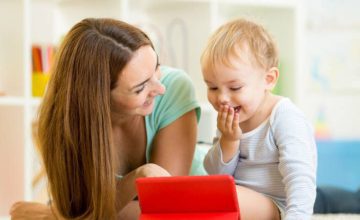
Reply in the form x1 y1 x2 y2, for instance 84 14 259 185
312 214 360 220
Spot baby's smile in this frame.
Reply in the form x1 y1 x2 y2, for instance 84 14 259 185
234 106 241 113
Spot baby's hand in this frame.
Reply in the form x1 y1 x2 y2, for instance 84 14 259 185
217 105 242 141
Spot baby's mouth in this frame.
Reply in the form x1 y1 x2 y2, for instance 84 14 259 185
234 106 241 113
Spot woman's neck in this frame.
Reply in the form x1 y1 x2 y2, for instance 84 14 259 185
111 112 147 176
111 112 143 128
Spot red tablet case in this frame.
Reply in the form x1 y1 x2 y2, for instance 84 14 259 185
136 175 240 220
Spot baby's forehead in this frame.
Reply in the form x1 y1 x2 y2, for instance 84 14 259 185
210 58 266 81
213 53 257 71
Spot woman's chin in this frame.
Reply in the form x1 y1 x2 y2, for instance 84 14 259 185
141 102 154 115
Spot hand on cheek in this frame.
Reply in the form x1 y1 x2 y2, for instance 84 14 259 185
217 105 242 141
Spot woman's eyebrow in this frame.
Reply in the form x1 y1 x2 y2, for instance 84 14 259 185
130 78 151 90
155 54 160 69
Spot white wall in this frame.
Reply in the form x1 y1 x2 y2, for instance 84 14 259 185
302 0 360 139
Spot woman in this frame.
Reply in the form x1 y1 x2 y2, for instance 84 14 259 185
10 18 200 219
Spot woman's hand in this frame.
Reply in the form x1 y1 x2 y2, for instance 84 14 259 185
135 163 171 178
116 163 171 219
10 201 56 220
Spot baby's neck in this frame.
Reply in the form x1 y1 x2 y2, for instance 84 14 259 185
241 93 280 133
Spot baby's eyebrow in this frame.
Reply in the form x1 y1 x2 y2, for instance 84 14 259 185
226 79 241 84
204 81 217 87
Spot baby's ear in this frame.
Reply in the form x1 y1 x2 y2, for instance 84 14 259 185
264 67 279 90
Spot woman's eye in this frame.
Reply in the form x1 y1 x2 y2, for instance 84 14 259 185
135 85 146 94
208 87 218 91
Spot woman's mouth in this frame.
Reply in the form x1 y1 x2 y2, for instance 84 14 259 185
143 99 153 107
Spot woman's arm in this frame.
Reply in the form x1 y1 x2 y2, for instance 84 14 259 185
10 164 170 220
10 202 63 220
149 110 198 176
115 163 170 211
115 163 170 219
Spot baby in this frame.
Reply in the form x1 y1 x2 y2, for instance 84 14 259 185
201 18 317 220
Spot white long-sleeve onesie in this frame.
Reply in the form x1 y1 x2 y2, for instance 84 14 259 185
204 98 317 220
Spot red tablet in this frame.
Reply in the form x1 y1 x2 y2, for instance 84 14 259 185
136 175 240 220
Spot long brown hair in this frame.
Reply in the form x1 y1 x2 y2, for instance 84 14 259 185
36 18 153 219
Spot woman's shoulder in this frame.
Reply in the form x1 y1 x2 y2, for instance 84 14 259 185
160 65 186 76
160 66 193 86
149 66 200 129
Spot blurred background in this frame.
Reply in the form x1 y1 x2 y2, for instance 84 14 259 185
0 0 359 218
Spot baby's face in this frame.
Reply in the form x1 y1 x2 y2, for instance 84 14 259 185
202 57 268 124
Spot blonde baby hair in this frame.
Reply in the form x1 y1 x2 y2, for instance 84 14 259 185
201 18 279 74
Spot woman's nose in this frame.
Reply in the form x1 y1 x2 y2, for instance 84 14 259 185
150 79 166 96
157 82 166 95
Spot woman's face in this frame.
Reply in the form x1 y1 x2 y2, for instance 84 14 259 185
110 45 166 117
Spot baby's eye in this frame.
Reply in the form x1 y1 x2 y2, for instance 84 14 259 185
208 87 218 91
230 87 242 91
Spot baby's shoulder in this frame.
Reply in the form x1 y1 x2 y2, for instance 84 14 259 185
269 98 307 126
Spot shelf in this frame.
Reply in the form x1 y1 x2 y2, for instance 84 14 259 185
0 97 43 106
0 107 25 216
218 0 298 8
30 97 42 107
0 1 26 96
0 96 25 106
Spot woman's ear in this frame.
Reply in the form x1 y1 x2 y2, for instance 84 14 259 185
264 67 279 91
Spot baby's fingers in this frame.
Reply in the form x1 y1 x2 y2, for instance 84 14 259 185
217 105 228 128
233 112 240 130
225 107 235 130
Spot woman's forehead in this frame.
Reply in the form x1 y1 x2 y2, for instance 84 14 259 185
117 46 157 88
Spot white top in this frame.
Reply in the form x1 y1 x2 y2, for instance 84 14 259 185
204 98 317 220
